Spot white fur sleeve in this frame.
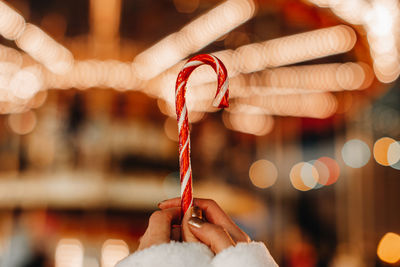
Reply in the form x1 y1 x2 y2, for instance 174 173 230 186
116 241 213 267
212 242 278 267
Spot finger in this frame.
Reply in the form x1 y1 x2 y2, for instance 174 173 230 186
159 198 249 243
188 217 235 254
138 208 181 250
193 199 250 243
181 206 202 242
158 197 180 209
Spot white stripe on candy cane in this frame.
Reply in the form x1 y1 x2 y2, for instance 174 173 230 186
178 105 186 132
180 138 189 159
183 60 203 69
181 166 191 196
212 78 228 107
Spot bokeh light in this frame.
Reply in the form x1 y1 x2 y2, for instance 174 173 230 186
249 159 278 189
342 139 371 168
8 110 37 135
373 137 400 166
0 1 26 40
316 157 340 185
290 162 318 191
377 232 400 264
388 141 400 167
55 239 84 267
225 111 274 136
101 239 129 267
133 0 255 80
16 23 73 75
9 66 43 99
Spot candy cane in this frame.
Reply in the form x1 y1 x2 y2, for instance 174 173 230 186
175 54 229 216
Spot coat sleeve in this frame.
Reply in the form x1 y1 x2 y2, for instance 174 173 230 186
211 242 278 267
116 241 214 267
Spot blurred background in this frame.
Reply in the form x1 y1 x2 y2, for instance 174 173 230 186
0 0 399 266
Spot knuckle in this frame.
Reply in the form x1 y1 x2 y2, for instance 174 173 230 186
149 210 165 222
205 198 217 207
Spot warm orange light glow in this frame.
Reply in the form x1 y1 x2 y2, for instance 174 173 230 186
101 239 129 267
224 111 274 136
9 66 43 99
8 110 37 135
235 25 356 73
290 162 313 191
55 239 84 267
316 157 340 185
377 232 400 264
0 1 26 40
235 93 337 118
16 23 73 75
249 159 278 188
373 137 400 166
132 0 255 80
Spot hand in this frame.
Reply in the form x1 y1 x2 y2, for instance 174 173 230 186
137 207 181 250
159 198 251 254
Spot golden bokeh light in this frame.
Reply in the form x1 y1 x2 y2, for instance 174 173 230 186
373 137 400 166
0 1 26 40
101 239 129 267
226 111 274 136
16 23 73 75
377 232 400 264
55 239 84 267
8 110 37 135
133 0 255 80
290 162 312 191
9 66 43 99
236 92 337 118
249 159 278 189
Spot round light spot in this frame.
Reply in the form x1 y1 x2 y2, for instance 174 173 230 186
101 239 129 267
377 232 400 264
316 157 340 185
290 162 311 191
8 110 37 135
373 137 397 166
300 162 318 189
387 141 400 166
310 159 330 186
341 139 370 168
249 159 278 189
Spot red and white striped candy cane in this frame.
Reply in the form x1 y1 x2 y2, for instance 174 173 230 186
175 54 229 216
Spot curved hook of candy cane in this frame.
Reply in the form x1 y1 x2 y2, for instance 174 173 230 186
175 54 229 216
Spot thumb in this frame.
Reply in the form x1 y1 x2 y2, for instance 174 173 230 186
187 217 235 254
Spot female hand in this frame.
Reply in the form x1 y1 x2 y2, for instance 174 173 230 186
158 198 250 254
137 207 181 250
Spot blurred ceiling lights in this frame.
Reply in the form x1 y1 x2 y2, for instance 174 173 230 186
0 0 398 135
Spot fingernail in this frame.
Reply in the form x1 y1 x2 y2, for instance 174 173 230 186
191 206 203 220
157 200 166 208
188 217 204 228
